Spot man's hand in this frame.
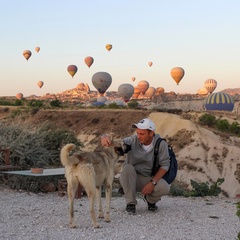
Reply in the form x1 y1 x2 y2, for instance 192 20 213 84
101 134 112 147
141 182 154 195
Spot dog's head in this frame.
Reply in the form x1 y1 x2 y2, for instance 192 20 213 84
112 140 132 156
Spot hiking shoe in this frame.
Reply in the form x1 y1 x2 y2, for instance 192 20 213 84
144 196 158 212
126 204 136 214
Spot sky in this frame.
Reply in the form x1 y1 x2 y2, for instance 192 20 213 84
1 0 240 97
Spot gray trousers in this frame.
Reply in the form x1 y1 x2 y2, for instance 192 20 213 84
119 164 170 205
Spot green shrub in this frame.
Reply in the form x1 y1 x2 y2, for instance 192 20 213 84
27 99 44 108
229 122 240 135
128 100 138 109
198 113 216 127
188 178 224 197
107 102 121 109
216 119 230 132
50 99 62 108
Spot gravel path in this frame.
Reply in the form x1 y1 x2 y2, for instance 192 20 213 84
0 188 239 240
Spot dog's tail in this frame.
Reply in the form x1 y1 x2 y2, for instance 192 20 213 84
60 143 76 166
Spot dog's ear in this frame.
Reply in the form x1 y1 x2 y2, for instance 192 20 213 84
114 146 125 156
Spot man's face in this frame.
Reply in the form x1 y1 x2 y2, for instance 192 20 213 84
136 128 154 145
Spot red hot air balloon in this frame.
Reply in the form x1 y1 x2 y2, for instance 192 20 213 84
148 62 153 67
137 80 149 94
67 65 78 78
84 56 94 68
16 93 23 100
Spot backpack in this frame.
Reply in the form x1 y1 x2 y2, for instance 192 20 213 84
151 138 178 184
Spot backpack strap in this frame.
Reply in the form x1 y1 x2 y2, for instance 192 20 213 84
153 138 165 168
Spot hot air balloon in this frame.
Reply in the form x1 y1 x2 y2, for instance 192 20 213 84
170 67 185 85
204 79 217 94
23 50 32 61
132 86 141 99
84 56 94 68
144 86 156 99
137 80 149 94
92 72 112 96
106 44 112 51
205 92 234 111
16 93 23 100
148 62 153 67
37 81 44 88
118 83 134 102
197 88 208 95
97 96 108 103
35 47 40 53
67 65 78 78
131 77 136 82
155 87 165 95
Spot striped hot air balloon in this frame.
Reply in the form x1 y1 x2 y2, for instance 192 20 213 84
205 92 234 111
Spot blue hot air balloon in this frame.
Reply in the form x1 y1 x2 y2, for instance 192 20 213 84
205 92 234 111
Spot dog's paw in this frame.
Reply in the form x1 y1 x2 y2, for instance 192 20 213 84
104 218 111 223
69 223 76 228
93 222 102 228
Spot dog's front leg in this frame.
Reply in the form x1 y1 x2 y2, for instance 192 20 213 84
96 186 104 219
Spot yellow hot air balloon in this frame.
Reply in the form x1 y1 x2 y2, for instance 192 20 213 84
170 67 185 85
84 56 94 68
148 62 153 67
37 81 44 88
204 79 217 94
16 93 23 100
106 44 112 51
35 47 40 53
23 50 32 61
67 65 78 78
137 80 149 94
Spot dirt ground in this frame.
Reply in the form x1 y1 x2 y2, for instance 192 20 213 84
22 109 151 138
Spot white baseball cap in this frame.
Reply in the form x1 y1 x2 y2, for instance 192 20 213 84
132 118 156 131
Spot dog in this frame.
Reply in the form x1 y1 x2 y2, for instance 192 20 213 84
60 141 125 228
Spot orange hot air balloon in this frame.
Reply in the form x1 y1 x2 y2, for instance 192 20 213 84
16 93 23 100
106 44 112 51
148 62 153 67
144 87 156 99
131 77 136 82
170 67 185 85
35 47 40 53
37 81 44 88
137 80 149 94
67 65 78 78
23 50 32 61
155 87 165 95
204 79 217 94
84 56 94 68
132 86 141 99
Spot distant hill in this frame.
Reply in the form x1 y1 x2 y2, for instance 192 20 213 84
220 88 240 95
